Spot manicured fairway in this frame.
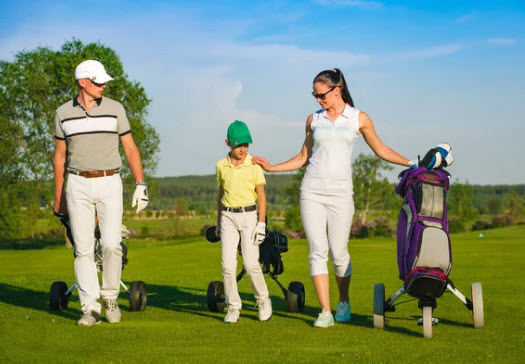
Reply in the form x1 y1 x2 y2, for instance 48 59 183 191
1 226 524 363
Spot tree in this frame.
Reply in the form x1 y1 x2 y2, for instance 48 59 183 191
448 181 479 222
284 169 305 232
174 198 189 217
505 187 525 219
352 154 396 223
0 39 160 239
0 38 159 186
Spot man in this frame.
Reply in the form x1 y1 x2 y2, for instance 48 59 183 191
53 60 149 326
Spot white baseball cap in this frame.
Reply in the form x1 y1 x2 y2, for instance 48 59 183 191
74 60 114 83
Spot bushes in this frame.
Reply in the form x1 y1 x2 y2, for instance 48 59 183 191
448 216 468 233
351 217 394 239
472 215 514 231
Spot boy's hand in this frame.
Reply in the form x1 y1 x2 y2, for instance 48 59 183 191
251 222 266 246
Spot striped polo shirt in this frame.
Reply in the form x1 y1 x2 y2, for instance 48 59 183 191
54 96 131 171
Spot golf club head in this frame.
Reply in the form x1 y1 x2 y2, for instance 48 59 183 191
205 225 220 243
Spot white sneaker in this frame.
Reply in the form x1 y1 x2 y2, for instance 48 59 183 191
77 310 101 327
224 307 240 323
257 297 272 321
102 298 121 323
313 310 334 328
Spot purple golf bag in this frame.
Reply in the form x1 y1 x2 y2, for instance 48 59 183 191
395 167 452 300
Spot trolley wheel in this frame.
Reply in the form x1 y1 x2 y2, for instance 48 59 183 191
422 306 433 338
471 282 484 329
207 281 226 312
373 283 385 329
129 281 147 312
49 281 69 311
286 281 305 313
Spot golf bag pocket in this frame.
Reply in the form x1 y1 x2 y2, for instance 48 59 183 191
412 225 451 275
404 266 447 299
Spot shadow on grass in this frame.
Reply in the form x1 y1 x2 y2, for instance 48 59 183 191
141 281 379 330
0 282 81 320
0 238 66 250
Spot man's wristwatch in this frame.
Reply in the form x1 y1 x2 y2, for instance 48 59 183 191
136 181 148 186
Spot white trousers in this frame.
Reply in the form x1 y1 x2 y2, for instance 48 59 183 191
220 210 269 309
300 190 354 277
66 173 123 313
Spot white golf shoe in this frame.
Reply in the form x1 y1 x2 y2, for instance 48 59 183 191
224 307 240 323
77 310 101 327
257 297 272 321
102 298 121 323
313 310 334 328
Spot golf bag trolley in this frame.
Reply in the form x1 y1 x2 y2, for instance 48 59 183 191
49 213 147 312
373 164 485 338
204 225 306 313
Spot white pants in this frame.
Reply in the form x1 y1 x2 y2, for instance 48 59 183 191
300 190 354 277
220 210 269 309
66 173 123 313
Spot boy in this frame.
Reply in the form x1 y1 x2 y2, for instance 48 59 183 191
215 120 272 323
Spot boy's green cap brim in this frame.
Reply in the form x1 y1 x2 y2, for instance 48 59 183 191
227 120 252 146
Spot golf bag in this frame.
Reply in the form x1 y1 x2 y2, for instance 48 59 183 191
395 167 452 299
259 231 288 275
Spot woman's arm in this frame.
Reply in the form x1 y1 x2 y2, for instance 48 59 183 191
252 114 314 172
359 111 411 167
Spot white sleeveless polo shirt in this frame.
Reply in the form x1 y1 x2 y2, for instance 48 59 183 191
301 104 360 195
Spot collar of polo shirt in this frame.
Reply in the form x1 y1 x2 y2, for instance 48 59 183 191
226 153 253 167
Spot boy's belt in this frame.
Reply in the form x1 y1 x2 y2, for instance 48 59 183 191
222 204 257 213
68 169 120 178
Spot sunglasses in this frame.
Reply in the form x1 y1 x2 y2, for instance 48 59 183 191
312 86 337 100
90 78 106 87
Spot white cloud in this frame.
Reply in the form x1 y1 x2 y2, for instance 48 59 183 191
385 43 464 62
457 12 476 23
314 0 384 9
487 38 517 46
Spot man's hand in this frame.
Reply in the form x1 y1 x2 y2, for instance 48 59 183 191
132 185 149 213
54 192 68 214
251 222 266 246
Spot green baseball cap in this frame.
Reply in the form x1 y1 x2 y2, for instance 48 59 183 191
227 120 252 146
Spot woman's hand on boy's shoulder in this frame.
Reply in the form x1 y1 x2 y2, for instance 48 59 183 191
252 156 272 171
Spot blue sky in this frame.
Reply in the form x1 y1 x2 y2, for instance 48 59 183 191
1 0 524 184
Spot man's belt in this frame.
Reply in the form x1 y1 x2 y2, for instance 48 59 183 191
68 169 120 178
222 204 257 213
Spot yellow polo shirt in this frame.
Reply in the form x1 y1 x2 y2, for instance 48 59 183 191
216 153 266 208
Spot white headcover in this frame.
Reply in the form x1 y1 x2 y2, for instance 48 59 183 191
436 143 454 167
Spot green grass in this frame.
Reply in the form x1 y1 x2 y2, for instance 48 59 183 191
1 226 524 363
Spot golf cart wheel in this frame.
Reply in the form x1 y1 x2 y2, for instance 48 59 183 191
129 281 147 312
286 281 305 313
422 306 433 338
49 281 69 311
373 283 385 329
207 281 226 312
471 282 484 329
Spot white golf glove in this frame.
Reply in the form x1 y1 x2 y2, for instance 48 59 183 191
251 222 267 246
408 159 418 169
132 185 149 213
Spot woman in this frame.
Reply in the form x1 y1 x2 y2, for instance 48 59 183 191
253 68 415 327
